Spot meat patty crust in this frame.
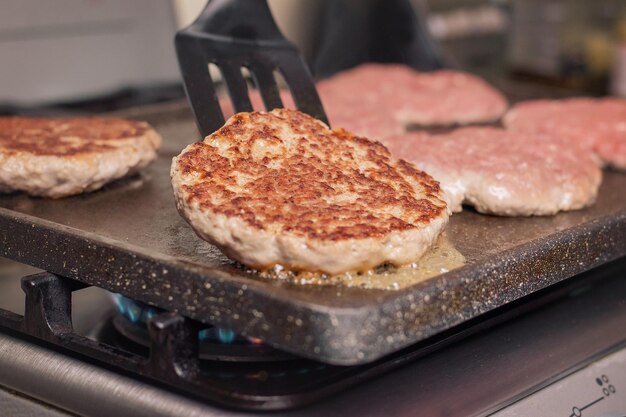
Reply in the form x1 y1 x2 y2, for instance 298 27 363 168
503 98 626 170
171 109 449 274
381 127 602 216
0 117 161 198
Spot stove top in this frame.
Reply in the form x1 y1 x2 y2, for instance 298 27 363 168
1 256 626 416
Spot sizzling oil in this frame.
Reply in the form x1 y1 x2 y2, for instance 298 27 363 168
255 234 465 290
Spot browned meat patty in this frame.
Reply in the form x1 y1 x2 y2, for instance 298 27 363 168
171 109 449 273
0 117 161 198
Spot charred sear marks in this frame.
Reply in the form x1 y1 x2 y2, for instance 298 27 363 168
176 109 447 241
0 117 149 156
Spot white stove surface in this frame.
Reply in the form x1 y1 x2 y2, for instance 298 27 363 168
493 345 626 417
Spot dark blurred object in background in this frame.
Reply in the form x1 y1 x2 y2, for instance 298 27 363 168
312 0 444 78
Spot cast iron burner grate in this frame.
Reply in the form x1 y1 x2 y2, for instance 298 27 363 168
91 308 335 396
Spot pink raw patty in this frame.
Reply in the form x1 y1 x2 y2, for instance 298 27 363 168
219 64 508 140
380 127 602 216
317 64 508 127
503 98 626 170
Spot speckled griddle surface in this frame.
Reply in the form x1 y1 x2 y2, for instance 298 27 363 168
0 103 625 365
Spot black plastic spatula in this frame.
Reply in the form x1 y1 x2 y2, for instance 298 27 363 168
175 0 328 138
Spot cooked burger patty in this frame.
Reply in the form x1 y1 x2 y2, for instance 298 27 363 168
0 117 161 198
503 98 626 170
220 64 508 139
171 109 449 274
381 127 602 216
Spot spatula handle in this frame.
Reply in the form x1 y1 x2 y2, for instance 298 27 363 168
189 0 284 42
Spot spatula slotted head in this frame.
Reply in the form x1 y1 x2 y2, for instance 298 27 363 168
175 0 328 138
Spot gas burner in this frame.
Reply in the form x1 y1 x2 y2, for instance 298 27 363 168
111 294 295 362
77 294 349 405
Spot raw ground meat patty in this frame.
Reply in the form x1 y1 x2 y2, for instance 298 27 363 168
316 64 508 128
381 127 602 216
0 117 161 198
171 109 448 274
503 98 626 170
220 64 508 140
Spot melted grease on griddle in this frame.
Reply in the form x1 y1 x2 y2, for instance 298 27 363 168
254 234 465 290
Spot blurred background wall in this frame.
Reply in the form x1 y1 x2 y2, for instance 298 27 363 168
1 0 626 112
